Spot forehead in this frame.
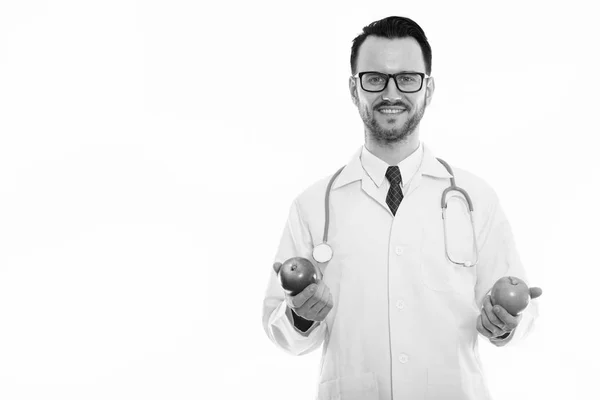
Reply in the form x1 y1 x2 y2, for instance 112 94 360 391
356 36 426 73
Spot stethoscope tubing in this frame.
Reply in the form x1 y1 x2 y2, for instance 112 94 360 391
323 165 346 243
437 158 474 212
316 158 478 268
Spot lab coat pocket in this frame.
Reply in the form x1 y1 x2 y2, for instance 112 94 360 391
426 368 466 400
317 371 379 400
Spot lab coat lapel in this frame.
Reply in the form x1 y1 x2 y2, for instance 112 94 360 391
407 144 453 195
360 174 387 213
331 146 391 215
331 144 453 215
331 147 362 190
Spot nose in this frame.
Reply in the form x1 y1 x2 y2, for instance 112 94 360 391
382 76 402 102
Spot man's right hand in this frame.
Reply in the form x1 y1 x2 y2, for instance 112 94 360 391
273 262 334 322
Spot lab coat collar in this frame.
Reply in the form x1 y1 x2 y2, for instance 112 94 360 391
420 144 454 179
332 141 452 191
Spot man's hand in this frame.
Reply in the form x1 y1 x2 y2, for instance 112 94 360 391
273 262 333 322
477 294 522 341
477 286 543 342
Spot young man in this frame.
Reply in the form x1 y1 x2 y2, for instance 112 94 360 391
262 16 542 400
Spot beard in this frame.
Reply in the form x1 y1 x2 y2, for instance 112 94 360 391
359 99 426 147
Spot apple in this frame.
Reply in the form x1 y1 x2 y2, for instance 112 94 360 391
490 276 531 316
278 257 319 296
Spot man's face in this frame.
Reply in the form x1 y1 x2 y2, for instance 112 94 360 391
350 36 434 146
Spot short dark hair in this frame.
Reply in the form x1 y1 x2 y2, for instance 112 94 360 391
350 16 432 75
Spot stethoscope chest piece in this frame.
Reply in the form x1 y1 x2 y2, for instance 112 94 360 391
312 242 333 263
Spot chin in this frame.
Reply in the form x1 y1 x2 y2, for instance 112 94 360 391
383 118 406 126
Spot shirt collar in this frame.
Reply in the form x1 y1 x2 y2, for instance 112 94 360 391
332 141 452 190
361 142 423 188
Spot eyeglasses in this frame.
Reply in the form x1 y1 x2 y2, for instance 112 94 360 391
353 71 430 93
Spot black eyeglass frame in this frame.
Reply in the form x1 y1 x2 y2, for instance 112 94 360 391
352 71 431 93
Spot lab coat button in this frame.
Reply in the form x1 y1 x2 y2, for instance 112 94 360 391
396 300 405 310
398 353 409 363
395 246 404 255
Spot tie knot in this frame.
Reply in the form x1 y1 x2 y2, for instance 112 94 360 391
385 166 403 186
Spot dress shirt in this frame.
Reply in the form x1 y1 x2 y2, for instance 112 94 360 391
360 141 424 198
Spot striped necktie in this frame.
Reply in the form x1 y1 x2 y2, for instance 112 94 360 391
385 166 403 216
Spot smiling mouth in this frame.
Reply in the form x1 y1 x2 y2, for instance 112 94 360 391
378 108 406 114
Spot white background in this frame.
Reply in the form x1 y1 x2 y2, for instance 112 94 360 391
0 0 598 399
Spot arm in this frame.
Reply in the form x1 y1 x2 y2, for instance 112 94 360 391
474 193 540 348
262 199 327 356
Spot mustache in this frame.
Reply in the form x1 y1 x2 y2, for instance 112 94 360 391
376 101 410 110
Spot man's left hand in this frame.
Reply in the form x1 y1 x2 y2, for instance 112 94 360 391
476 294 522 341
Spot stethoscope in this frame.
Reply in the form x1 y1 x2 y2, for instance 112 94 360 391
311 158 479 268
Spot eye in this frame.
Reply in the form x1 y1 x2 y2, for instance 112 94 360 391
366 75 385 84
398 74 418 83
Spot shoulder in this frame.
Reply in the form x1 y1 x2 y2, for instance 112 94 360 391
445 163 501 207
278 170 341 236
292 170 339 215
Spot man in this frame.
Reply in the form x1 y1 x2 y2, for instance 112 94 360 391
262 16 542 400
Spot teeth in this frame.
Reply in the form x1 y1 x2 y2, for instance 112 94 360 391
379 109 405 114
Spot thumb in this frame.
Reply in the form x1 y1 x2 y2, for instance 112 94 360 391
530 287 543 299
272 262 282 274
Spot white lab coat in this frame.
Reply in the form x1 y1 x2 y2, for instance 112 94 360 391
262 143 539 400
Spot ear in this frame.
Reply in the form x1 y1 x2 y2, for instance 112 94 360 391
424 76 435 107
349 76 359 107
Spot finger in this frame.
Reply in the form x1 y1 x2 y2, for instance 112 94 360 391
530 287 543 299
483 296 506 331
310 283 330 311
303 281 326 311
481 307 503 337
315 292 334 321
309 284 330 317
290 283 318 308
311 295 329 321
476 314 493 338
273 262 282 274
492 305 522 331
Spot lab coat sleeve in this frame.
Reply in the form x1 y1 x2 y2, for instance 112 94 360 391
474 192 540 348
262 198 327 356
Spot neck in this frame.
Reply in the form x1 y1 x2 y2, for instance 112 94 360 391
364 130 421 166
